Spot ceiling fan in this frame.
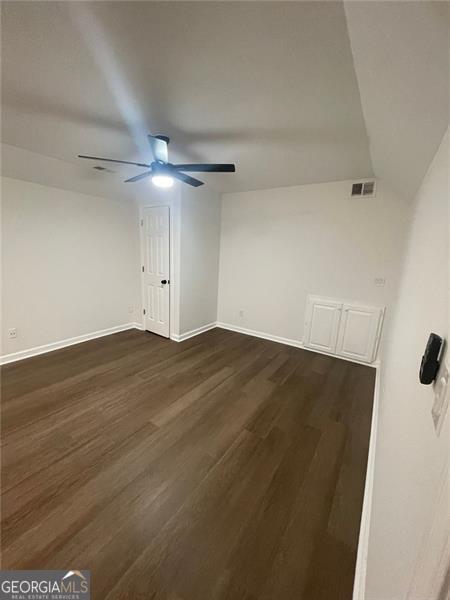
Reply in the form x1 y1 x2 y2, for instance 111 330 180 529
78 134 235 188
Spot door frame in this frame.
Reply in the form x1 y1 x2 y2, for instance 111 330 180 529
139 201 180 339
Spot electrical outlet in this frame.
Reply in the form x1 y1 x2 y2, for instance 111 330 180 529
374 277 386 286
128 305 134 314
8 328 17 339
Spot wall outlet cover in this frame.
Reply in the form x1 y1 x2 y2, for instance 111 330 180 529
8 328 17 339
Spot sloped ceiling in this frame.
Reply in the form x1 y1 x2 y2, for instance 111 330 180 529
344 1 449 200
1 2 447 199
1 1 372 195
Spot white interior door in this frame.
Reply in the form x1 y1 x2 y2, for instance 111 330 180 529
336 303 383 363
304 296 342 354
141 206 170 338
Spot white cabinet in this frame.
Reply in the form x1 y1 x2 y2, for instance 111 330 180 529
336 303 383 363
304 295 384 364
303 297 342 354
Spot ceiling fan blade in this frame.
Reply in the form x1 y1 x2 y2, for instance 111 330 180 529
171 171 204 187
124 171 152 183
173 163 235 173
148 135 168 163
78 155 150 168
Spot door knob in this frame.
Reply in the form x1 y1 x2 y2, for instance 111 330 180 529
161 279 168 285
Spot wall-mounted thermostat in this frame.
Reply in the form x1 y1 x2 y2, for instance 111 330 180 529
419 333 442 385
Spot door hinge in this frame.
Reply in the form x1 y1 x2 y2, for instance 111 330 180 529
140 219 143 226
142 266 144 272
143 308 146 315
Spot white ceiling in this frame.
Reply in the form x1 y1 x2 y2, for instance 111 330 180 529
1 1 373 195
1 2 447 200
344 1 449 201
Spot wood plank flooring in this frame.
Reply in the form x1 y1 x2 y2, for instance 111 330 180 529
1 328 375 599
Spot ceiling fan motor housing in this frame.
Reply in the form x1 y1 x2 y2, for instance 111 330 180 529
152 161 173 174
155 135 170 145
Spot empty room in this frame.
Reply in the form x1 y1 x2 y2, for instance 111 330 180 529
1 2 448 599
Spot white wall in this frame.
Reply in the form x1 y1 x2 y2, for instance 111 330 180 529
365 129 449 600
218 179 410 346
1 174 221 355
1 176 140 357
135 182 221 338
179 185 221 334
344 1 448 202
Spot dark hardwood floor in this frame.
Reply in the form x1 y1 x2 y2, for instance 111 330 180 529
1 328 375 599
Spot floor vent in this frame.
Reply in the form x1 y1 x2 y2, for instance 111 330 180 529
351 181 376 197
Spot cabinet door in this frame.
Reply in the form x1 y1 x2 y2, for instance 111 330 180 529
304 296 342 354
336 304 383 363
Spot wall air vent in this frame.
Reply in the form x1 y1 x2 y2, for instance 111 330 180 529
351 181 376 197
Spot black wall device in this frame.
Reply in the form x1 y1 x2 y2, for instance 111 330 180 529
419 333 442 384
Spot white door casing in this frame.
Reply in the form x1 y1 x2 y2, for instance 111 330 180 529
141 206 170 338
336 304 383 363
304 296 342 354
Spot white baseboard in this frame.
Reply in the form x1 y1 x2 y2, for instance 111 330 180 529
352 364 381 600
0 322 142 365
216 321 379 368
302 343 380 368
171 322 217 343
216 321 302 349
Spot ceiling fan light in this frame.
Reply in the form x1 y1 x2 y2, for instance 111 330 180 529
152 174 174 188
